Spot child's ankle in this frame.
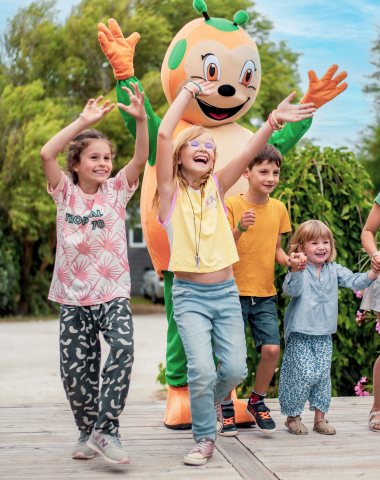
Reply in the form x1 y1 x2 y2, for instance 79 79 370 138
249 390 266 406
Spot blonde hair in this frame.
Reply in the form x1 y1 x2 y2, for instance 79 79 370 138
288 220 337 263
151 125 218 212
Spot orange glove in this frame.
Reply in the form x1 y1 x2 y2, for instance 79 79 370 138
98 19 140 80
300 65 348 109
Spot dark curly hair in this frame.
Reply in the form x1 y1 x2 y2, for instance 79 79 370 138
66 129 115 184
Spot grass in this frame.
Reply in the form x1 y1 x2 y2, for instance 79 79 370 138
0 296 161 322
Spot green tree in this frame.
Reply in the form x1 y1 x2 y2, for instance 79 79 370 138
238 145 377 398
359 26 380 194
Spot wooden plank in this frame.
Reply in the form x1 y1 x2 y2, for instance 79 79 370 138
216 435 275 480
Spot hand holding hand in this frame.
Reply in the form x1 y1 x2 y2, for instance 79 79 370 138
297 253 308 271
240 209 255 230
118 83 146 120
81 96 115 127
274 91 316 124
289 252 303 272
371 251 380 273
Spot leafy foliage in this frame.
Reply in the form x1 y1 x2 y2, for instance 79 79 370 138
238 145 377 398
0 0 303 314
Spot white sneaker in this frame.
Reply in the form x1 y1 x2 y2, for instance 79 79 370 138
87 430 130 464
72 432 96 459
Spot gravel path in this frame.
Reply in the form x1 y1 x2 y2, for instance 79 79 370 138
0 314 168 403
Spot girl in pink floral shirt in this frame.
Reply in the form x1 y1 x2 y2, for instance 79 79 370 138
40 84 148 465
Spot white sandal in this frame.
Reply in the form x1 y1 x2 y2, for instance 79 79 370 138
369 410 380 432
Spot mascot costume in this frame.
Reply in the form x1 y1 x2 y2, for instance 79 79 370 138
98 0 347 429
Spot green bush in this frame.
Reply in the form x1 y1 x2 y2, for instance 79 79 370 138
238 144 377 398
0 228 21 314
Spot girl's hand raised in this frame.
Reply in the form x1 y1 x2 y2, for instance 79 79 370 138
81 96 115 126
118 83 147 120
274 91 316 124
185 80 216 97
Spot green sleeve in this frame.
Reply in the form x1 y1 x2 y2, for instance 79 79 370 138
268 117 312 156
117 78 161 167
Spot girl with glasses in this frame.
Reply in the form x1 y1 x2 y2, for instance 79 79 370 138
153 79 315 465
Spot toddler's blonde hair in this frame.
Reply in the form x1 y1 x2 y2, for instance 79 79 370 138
151 125 218 212
288 219 337 263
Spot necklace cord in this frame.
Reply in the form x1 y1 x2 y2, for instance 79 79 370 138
185 187 203 267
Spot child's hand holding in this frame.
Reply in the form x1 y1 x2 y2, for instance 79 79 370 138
118 83 147 120
371 251 380 274
289 252 303 273
240 209 255 230
298 253 308 271
81 96 115 127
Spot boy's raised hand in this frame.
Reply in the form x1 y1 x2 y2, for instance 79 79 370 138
275 91 316 124
240 209 255 230
81 96 115 126
118 83 146 120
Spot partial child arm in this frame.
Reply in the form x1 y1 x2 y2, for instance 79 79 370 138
362 202 380 273
215 92 315 196
118 83 149 186
156 80 215 222
231 209 255 243
283 261 304 297
40 96 115 189
336 264 378 290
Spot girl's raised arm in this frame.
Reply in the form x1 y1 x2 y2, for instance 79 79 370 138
40 97 115 189
118 83 149 186
156 81 215 221
215 92 315 196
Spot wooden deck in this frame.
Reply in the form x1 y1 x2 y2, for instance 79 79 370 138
1 397 379 479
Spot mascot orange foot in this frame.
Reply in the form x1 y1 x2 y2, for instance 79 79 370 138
164 386 192 429
98 0 347 430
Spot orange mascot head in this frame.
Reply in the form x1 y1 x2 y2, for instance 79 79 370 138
161 0 261 128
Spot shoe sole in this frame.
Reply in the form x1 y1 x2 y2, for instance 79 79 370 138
184 454 212 466
72 452 96 459
87 439 130 464
164 422 192 430
218 429 239 437
245 408 276 434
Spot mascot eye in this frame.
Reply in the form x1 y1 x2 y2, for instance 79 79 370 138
204 55 220 81
239 60 256 87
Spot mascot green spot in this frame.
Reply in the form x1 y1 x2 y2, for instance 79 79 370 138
233 11 249 26
206 17 239 32
168 39 187 70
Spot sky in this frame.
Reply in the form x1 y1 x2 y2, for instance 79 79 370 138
0 0 378 149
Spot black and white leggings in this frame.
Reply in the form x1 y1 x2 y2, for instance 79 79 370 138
59 297 134 436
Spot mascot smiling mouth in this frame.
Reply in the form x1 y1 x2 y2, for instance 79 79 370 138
196 97 249 120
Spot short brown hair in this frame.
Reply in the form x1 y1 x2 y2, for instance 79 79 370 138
66 129 115 184
288 220 337 263
248 143 282 170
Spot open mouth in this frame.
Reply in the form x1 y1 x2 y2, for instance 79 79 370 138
194 155 208 165
196 97 249 121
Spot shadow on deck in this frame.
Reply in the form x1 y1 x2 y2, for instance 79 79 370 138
1 397 379 479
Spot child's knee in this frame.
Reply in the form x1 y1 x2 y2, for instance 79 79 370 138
261 344 280 362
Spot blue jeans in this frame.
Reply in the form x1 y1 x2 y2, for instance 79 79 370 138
172 278 247 442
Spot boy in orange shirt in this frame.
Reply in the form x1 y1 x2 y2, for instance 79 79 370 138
222 144 306 436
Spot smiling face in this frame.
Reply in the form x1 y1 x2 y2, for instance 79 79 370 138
178 132 216 182
74 140 113 186
301 237 332 267
243 160 280 196
162 18 261 128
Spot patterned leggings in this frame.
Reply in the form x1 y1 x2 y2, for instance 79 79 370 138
59 297 134 436
279 333 332 417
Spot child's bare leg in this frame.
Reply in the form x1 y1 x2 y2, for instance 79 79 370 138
371 312 380 429
314 407 325 422
254 345 281 394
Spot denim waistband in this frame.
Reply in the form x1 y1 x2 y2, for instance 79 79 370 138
173 277 236 292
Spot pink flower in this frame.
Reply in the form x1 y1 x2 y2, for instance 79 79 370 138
376 319 380 334
355 376 372 397
361 376 367 383
355 310 363 323
354 290 363 299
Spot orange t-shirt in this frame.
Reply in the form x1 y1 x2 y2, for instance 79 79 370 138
225 195 291 297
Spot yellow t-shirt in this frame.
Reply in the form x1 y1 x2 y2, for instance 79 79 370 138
225 195 291 297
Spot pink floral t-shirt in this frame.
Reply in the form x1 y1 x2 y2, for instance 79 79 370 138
47 169 138 306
